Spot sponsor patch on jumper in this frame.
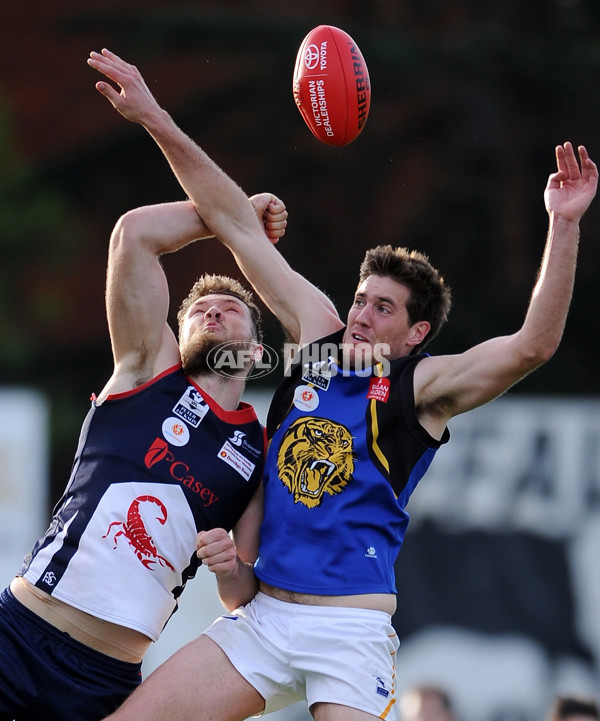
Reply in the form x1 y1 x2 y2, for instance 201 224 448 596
173 386 210 428
162 417 190 446
218 440 255 481
367 376 390 403
301 359 333 390
229 430 262 458
293 385 320 412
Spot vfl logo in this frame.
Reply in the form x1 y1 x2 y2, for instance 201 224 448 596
102 495 175 572
277 417 355 508
173 387 209 428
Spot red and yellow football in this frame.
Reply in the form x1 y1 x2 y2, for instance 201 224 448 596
292 25 371 147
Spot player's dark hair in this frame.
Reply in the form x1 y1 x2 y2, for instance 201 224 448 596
359 245 452 354
547 696 600 721
177 274 263 342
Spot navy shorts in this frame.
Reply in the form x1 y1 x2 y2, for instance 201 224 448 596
0 587 142 721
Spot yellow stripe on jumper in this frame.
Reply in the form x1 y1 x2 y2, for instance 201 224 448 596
369 363 390 475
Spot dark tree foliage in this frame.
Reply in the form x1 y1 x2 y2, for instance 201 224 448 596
2 0 600 502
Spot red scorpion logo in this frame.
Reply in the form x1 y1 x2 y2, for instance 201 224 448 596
103 495 176 572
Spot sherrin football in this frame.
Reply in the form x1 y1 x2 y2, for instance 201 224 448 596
293 25 371 147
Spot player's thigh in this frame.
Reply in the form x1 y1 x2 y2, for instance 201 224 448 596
106 635 265 721
311 701 382 721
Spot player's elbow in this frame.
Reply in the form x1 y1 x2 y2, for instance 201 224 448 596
110 209 143 248
108 213 133 261
513 321 565 368
109 208 163 258
520 337 560 371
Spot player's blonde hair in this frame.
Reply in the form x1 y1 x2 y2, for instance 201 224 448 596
177 274 263 342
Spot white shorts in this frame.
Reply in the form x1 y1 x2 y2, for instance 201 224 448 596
202 592 399 719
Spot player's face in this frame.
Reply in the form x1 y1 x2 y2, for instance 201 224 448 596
179 294 257 375
342 274 424 365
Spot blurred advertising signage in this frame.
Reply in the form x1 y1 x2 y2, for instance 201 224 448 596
0 389 48 581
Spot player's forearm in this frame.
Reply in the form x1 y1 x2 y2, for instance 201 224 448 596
214 559 259 612
516 142 597 368
519 213 580 364
140 107 260 244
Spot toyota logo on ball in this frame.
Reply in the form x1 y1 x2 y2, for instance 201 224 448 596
304 43 320 70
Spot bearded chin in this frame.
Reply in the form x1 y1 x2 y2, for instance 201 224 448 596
181 337 256 378
180 335 218 376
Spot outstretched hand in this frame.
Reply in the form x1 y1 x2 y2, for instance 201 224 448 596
87 48 161 126
250 193 288 244
545 142 598 221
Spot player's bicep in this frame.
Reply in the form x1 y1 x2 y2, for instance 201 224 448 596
105 220 172 366
417 334 535 419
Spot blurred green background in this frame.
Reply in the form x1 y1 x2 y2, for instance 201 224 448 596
2 0 600 504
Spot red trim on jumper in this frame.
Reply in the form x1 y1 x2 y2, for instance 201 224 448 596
101 364 259 424
103 364 183 401
186 376 258 424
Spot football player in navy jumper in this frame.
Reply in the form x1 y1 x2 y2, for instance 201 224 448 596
0 74 287 721
89 49 598 721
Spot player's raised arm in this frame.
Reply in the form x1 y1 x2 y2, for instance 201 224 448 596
414 142 598 437
87 49 342 347
100 201 215 399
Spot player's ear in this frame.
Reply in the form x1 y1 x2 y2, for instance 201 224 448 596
407 321 430 348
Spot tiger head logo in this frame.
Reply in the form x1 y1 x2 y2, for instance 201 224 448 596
277 416 355 508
